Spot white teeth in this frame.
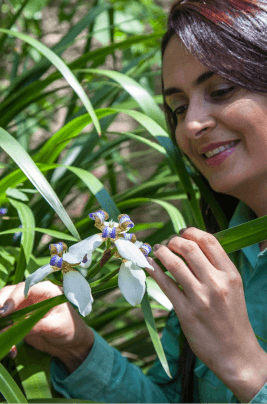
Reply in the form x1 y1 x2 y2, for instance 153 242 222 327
204 141 237 158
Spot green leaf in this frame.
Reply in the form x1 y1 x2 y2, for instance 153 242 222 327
62 165 120 220
141 292 172 378
0 227 77 241
8 198 35 284
119 132 166 155
0 295 67 361
79 68 167 130
33 114 97 164
15 343 52 400
0 127 80 241
0 247 17 288
0 363 27 403
0 29 101 135
118 196 186 235
215 214 267 253
8 198 35 264
6 187 29 202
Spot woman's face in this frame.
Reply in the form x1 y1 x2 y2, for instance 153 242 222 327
162 35 267 198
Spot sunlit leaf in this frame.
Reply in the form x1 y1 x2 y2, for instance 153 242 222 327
141 292 172 378
0 363 27 403
0 29 101 135
0 128 79 240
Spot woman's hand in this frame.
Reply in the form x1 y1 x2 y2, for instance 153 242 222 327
0 281 95 373
147 228 267 401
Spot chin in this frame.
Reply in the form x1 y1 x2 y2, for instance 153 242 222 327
207 177 241 197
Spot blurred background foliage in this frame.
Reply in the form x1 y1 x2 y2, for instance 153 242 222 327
0 0 186 401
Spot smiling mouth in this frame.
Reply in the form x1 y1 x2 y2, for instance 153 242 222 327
202 140 240 159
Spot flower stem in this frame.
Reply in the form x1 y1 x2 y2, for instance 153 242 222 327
90 267 119 287
85 246 117 279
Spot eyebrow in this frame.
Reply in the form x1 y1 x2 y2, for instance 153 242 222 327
164 71 215 98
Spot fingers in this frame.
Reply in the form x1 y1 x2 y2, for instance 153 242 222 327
152 245 200 293
0 283 23 317
0 281 63 318
166 236 215 282
178 227 235 273
146 257 185 309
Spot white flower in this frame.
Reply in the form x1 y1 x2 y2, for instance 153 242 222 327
24 234 103 316
115 238 154 270
115 239 154 306
63 271 93 317
118 261 146 305
89 210 154 306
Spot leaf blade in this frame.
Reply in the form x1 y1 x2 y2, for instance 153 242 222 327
0 28 101 135
0 127 80 240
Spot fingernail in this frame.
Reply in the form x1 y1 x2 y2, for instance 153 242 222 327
153 244 161 252
0 303 9 316
146 257 154 271
179 228 187 235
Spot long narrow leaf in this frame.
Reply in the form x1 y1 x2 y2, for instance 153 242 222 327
79 68 167 129
0 363 27 403
141 292 172 378
0 128 80 240
0 227 77 241
0 28 101 135
0 296 67 361
215 215 267 253
8 198 35 284
16 344 52 400
64 165 120 220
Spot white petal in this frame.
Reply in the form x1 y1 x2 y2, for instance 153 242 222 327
63 271 93 317
118 261 146 305
104 221 119 228
67 234 103 262
78 254 93 269
114 239 154 270
146 277 173 311
24 264 54 297
134 240 143 249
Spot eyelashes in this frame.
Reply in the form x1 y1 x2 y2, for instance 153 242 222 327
169 85 236 126
210 85 236 98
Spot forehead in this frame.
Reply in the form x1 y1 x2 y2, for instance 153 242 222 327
162 35 207 90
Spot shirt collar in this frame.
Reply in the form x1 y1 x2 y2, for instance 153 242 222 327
229 201 259 268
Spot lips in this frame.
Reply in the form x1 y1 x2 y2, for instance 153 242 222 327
200 140 240 155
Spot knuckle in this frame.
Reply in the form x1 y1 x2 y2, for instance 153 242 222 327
169 259 182 274
181 240 198 255
197 296 210 311
167 236 180 249
203 233 218 248
228 271 242 284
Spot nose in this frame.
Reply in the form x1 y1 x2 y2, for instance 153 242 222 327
183 97 216 139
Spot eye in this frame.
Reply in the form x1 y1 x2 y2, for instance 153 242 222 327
210 85 236 99
171 105 188 125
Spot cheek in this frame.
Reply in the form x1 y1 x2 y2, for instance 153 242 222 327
220 98 267 134
175 129 189 153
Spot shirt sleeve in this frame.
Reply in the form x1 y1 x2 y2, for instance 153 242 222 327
50 310 183 403
249 383 267 403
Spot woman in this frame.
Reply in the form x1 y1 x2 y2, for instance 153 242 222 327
1 0 267 402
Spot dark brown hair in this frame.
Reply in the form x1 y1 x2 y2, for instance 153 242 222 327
161 0 267 401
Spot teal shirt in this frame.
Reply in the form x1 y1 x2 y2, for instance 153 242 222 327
50 201 267 403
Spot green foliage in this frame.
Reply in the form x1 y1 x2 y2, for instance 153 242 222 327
0 0 267 402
